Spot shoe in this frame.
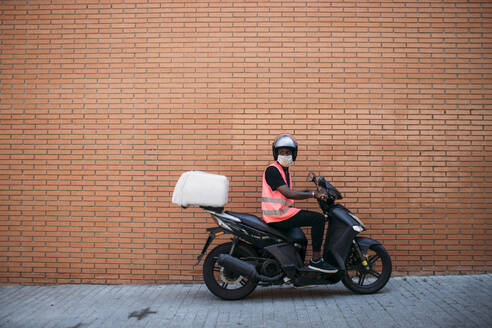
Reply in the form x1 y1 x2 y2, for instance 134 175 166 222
308 258 338 273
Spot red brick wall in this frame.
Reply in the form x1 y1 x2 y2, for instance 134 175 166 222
1 0 490 284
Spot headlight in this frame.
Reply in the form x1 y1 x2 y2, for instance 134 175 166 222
353 225 364 232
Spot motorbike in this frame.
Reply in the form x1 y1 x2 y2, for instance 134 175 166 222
194 173 392 300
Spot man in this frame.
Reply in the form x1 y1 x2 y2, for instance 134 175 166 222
261 134 338 273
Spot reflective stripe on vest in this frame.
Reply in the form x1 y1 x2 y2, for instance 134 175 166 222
261 162 301 223
261 197 293 206
262 208 292 216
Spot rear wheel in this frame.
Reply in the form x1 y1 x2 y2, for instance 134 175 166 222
342 243 392 294
203 242 258 300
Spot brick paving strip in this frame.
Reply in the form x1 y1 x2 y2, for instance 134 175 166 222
0 274 490 328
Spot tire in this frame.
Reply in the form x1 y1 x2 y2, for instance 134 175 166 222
342 243 392 294
203 242 258 300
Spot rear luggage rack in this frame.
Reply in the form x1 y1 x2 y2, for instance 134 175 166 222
200 206 224 213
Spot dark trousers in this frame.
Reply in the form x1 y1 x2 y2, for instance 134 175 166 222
268 210 325 253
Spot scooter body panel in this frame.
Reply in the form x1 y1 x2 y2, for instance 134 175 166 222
264 243 304 278
293 268 345 286
324 205 360 269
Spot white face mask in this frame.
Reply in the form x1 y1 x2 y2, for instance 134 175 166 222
277 154 293 167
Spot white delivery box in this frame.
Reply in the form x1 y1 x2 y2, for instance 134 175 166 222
172 171 229 208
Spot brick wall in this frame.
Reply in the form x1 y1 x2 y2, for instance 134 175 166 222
1 0 490 284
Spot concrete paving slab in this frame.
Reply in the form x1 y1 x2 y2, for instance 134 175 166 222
0 274 490 328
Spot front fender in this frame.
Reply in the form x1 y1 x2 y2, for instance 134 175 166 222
355 237 381 254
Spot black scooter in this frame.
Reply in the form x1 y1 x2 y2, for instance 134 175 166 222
195 174 392 300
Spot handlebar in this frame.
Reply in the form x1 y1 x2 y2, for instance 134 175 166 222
308 172 343 202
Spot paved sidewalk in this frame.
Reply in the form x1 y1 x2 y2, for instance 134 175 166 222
0 274 491 328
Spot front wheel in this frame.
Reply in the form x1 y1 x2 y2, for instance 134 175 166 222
203 242 258 300
342 243 392 294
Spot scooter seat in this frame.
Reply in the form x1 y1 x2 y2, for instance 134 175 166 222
226 211 307 246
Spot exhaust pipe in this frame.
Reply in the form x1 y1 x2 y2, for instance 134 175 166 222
217 254 282 283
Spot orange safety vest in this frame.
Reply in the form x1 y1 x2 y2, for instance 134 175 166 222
261 162 301 223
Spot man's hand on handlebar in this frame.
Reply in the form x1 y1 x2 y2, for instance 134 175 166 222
314 190 329 201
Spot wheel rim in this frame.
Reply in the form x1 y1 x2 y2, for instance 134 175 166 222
345 246 385 288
